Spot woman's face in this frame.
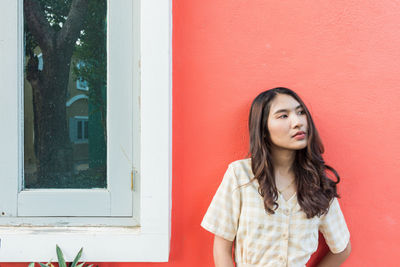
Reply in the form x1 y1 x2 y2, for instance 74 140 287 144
267 94 308 151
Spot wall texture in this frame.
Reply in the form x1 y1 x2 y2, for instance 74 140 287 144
170 0 399 266
6 0 400 266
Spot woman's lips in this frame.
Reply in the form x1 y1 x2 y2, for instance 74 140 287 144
293 133 306 140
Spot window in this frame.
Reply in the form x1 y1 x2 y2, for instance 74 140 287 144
76 61 89 91
76 77 89 91
70 116 89 143
37 53 43 70
0 0 171 262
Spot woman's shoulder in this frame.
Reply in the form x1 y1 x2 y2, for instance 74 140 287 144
228 157 251 167
228 158 254 179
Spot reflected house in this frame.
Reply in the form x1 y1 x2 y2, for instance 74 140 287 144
66 59 90 172
24 47 105 183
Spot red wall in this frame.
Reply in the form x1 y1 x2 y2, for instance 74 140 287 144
171 0 399 266
6 0 400 266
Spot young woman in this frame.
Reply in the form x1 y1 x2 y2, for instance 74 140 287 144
201 87 351 266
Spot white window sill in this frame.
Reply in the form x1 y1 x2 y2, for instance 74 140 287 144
73 140 89 144
0 226 170 262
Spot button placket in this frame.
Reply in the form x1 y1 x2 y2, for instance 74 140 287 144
278 255 287 267
284 208 290 216
282 193 296 266
282 232 288 240
280 204 291 266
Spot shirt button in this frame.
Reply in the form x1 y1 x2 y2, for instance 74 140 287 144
283 209 290 215
282 232 288 239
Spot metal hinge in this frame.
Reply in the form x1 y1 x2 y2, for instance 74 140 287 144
131 168 138 191
120 145 137 192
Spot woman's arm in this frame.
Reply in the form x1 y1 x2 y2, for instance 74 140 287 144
317 241 351 267
213 235 235 267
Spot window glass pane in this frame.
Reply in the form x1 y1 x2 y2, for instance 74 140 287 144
77 121 83 139
84 120 89 139
24 0 107 189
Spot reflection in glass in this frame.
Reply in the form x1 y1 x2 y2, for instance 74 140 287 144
24 0 107 189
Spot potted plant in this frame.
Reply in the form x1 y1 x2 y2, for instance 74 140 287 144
28 244 98 267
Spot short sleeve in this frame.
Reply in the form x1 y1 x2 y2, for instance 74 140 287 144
200 164 241 241
319 197 350 253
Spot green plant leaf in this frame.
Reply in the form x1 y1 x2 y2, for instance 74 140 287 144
38 263 48 267
56 244 67 267
76 263 85 267
45 258 54 267
28 263 35 267
71 247 83 267
87 265 93 267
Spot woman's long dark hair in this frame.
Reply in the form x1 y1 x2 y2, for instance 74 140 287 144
247 87 340 218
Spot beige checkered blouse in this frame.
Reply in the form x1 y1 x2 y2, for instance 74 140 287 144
201 158 350 267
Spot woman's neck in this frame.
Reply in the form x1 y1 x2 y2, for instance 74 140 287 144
271 146 297 196
270 145 296 175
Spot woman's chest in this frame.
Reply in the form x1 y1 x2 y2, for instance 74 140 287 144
237 187 320 247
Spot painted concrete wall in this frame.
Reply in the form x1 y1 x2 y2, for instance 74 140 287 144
170 0 400 265
5 0 399 266
171 1 399 266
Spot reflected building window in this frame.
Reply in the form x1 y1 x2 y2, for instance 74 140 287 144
37 53 43 70
76 61 89 91
70 116 89 144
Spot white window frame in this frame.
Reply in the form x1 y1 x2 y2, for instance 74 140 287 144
16 0 134 218
66 94 89 107
0 0 172 262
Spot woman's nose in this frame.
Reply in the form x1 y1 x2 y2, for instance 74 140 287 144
291 114 303 128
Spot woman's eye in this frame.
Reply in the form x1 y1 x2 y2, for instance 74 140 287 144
298 110 305 115
278 114 287 119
